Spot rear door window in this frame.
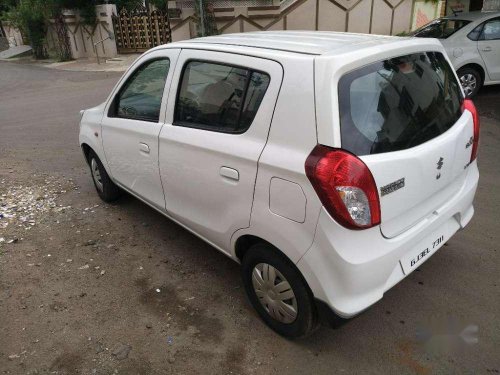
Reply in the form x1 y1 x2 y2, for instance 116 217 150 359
174 61 270 133
338 52 463 156
481 17 500 40
412 19 471 39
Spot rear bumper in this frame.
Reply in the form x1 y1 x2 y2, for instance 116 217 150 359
297 161 479 318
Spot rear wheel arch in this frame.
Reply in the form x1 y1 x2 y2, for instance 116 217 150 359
234 235 315 294
456 63 485 97
235 234 264 262
235 235 292 263
239 239 320 337
457 63 485 83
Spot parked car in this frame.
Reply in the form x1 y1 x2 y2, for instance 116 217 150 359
411 11 500 97
79 31 479 338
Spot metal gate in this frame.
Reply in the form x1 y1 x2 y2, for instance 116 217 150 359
112 6 172 53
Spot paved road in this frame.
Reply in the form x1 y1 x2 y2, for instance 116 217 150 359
0 61 499 374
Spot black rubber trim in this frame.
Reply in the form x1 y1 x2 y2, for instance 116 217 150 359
314 299 351 329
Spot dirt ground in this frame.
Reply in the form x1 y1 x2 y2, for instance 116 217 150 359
0 61 499 374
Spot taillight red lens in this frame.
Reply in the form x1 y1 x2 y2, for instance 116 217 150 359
462 99 480 162
305 145 381 230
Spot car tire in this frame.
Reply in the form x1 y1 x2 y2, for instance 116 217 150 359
241 242 318 338
88 150 121 202
457 67 482 98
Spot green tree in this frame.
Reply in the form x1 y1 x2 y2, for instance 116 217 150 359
111 0 170 12
148 0 169 11
114 0 143 11
1 0 174 60
2 0 103 60
4 0 48 58
0 0 19 16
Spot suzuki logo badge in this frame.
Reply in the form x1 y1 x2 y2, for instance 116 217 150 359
436 157 444 179
437 157 444 170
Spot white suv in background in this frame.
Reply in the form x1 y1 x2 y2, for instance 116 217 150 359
79 32 479 338
412 11 500 97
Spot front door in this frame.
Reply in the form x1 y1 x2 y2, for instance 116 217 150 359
101 49 180 210
478 17 500 81
159 50 283 252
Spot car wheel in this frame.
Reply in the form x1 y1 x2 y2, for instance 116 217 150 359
241 242 318 338
88 150 121 202
457 67 482 98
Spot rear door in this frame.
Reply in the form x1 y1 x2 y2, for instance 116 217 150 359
337 51 474 238
159 50 283 251
477 17 500 81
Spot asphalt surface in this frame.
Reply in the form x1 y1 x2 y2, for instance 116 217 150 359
0 61 499 374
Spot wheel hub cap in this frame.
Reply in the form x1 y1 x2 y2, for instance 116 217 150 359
91 158 104 192
460 73 477 97
252 263 298 324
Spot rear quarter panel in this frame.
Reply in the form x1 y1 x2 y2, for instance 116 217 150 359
442 33 489 81
231 55 323 263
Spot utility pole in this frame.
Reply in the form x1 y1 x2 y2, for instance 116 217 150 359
199 0 205 36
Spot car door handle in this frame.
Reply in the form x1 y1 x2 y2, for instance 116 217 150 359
139 142 150 154
482 46 492 52
220 166 239 181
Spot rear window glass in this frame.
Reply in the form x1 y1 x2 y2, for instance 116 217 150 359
338 52 463 156
412 19 471 39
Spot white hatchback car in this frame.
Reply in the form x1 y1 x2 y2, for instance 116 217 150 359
412 11 500 97
79 32 480 338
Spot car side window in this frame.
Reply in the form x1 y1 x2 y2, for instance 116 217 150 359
110 58 170 122
467 24 484 41
174 60 270 133
481 18 500 40
240 72 271 130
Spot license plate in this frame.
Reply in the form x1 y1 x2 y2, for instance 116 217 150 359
400 234 446 275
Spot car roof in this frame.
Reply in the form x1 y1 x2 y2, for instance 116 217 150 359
443 10 500 21
175 31 416 56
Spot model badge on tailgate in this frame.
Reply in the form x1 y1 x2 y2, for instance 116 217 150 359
380 178 405 196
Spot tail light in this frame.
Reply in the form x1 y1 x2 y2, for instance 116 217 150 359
305 145 381 230
462 99 480 162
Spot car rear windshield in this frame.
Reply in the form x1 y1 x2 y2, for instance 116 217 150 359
412 19 471 38
338 52 463 156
